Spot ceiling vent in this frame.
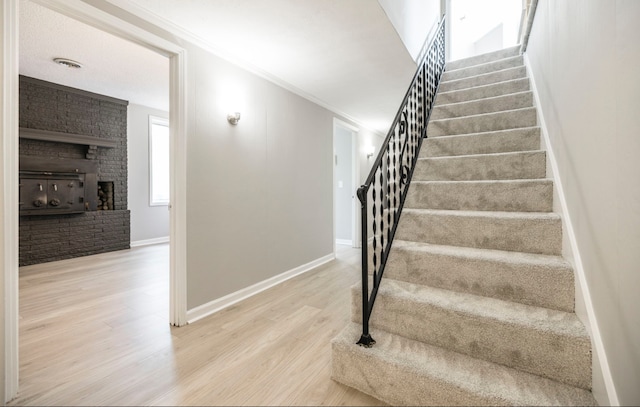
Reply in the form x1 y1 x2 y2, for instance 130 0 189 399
53 58 83 69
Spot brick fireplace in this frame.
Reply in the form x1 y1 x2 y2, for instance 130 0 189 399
19 76 130 266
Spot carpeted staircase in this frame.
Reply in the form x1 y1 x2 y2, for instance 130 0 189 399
331 46 597 406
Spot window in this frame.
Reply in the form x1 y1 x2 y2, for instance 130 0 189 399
149 116 170 206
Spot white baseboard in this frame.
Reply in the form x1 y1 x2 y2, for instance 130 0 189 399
186 252 336 324
524 53 619 406
335 239 352 246
130 236 170 247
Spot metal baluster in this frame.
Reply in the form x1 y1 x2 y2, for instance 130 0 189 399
379 152 386 269
391 126 396 226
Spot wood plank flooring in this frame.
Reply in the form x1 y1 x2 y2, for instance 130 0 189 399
10 244 384 406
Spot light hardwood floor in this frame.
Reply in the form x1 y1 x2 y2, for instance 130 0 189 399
9 243 384 406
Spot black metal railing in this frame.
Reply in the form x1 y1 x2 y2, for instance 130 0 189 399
356 17 446 347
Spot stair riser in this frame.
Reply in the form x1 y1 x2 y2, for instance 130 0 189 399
395 210 562 255
413 151 546 181
385 245 575 312
427 107 537 137
446 46 521 71
436 78 530 105
332 340 508 406
405 181 553 212
422 127 540 157
352 289 592 389
431 91 533 120
439 66 527 92
442 56 523 82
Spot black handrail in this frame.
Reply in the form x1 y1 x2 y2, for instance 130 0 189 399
356 17 446 347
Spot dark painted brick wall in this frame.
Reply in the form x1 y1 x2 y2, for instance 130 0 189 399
19 76 130 266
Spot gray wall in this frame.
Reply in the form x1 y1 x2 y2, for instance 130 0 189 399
526 1 640 405
127 103 170 244
186 47 342 309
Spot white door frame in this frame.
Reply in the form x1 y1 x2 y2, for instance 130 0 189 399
332 118 360 253
2 0 188 400
2 0 20 401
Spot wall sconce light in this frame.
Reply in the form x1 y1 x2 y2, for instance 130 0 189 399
227 112 241 125
365 144 375 159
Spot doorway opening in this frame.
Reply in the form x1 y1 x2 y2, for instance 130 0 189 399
4 0 188 400
333 118 359 250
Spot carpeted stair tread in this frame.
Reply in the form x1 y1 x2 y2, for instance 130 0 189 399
431 91 534 120
351 279 591 388
441 55 524 82
404 179 553 212
439 66 527 93
422 127 541 157
413 150 546 181
436 77 530 105
385 240 574 312
427 107 537 137
444 45 521 71
395 209 562 255
331 323 597 406
353 277 585 338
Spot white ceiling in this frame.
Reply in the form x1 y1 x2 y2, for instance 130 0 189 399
19 0 417 133
19 0 170 111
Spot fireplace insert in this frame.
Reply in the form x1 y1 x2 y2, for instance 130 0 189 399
20 171 86 215
19 156 99 216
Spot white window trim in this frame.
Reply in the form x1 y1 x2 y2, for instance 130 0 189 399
149 115 170 206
